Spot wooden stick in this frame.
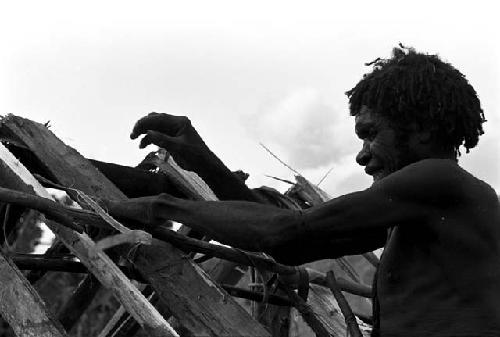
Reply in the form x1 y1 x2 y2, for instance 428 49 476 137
11 254 146 282
280 283 333 337
57 274 101 330
0 250 68 337
97 305 129 337
25 239 68 284
0 187 85 233
10 253 312 308
95 230 152 251
325 271 363 337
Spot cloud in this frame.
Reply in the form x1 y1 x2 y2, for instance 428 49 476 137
245 88 358 170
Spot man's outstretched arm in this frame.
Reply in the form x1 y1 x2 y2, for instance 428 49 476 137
107 194 386 264
107 159 461 264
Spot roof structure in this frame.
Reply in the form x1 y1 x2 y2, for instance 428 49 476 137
0 115 375 337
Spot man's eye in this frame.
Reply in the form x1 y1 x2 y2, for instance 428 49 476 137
357 127 376 140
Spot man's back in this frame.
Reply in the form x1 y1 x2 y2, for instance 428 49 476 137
376 160 500 336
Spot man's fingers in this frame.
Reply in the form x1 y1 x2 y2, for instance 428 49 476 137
138 130 180 149
130 112 158 139
130 113 190 140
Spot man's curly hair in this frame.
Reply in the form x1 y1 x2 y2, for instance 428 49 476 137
345 45 485 155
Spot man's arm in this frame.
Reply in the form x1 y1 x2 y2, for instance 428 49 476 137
109 159 461 265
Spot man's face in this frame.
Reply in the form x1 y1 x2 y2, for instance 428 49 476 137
354 106 416 182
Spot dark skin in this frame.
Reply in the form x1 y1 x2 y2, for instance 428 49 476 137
109 108 500 336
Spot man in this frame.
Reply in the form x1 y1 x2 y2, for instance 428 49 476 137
109 47 500 336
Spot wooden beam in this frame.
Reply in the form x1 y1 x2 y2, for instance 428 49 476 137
152 148 218 202
11 254 299 307
0 250 68 337
290 284 370 337
97 149 247 336
0 142 179 337
0 115 270 337
147 149 293 336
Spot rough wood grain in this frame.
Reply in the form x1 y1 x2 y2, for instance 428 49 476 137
289 284 346 337
1 115 270 337
48 224 179 337
0 250 68 337
99 149 251 336
154 148 218 202
0 116 125 199
0 142 179 337
135 240 271 336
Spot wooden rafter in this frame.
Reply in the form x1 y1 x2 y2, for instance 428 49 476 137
0 115 270 337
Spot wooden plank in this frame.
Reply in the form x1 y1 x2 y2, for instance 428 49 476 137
147 150 247 280
154 148 218 202
99 150 252 336
135 240 273 336
0 250 68 337
0 116 124 199
0 115 271 337
0 142 179 337
48 225 178 337
148 149 294 336
130 158 270 335
289 284 369 337
289 284 345 337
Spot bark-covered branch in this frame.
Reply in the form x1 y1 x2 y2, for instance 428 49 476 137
11 253 293 307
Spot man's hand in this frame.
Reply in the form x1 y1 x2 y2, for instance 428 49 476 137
131 113 210 170
130 112 260 202
130 112 224 193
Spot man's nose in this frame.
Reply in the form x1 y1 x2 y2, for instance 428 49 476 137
356 142 371 166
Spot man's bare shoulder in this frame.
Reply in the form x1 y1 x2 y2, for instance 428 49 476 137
372 158 497 207
374 158 459 190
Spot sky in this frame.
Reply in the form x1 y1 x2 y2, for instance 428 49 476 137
1 0 499 198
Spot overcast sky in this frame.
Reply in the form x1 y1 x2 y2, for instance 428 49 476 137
1 0 499 197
